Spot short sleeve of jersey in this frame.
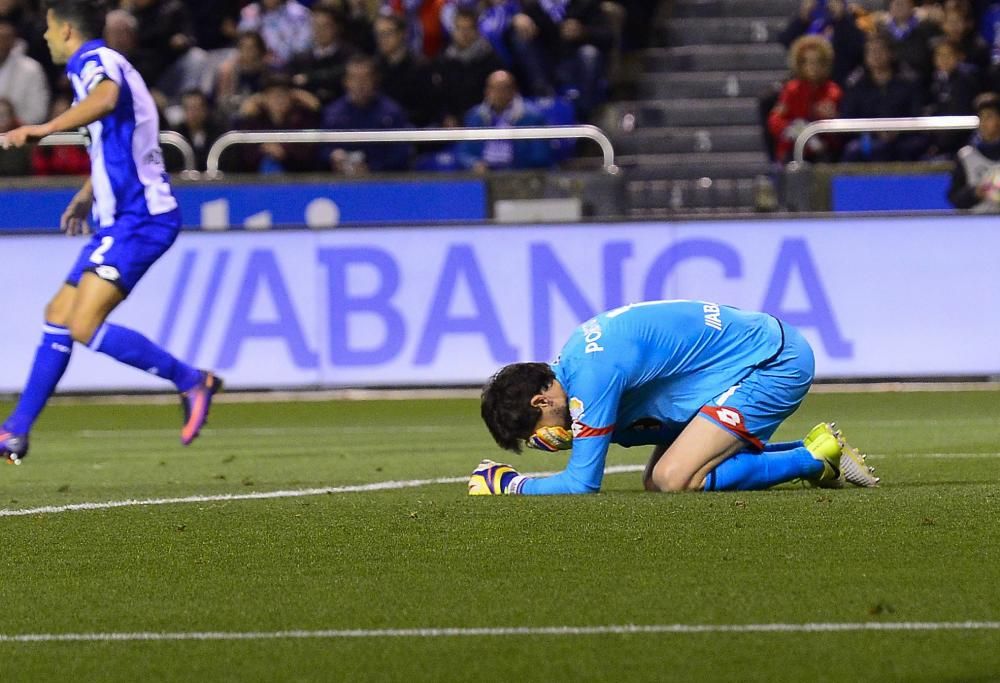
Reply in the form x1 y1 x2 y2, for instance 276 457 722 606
74 50 123 94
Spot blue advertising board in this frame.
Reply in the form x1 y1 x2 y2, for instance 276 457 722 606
831 174 953 211
0 179 487 231
3 215 999 392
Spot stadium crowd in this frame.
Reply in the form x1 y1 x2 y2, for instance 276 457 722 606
0 0 653 175
766 0 1000 165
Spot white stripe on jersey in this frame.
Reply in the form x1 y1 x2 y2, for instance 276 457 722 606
69 42 176 227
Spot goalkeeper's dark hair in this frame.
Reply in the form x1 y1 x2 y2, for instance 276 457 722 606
481 362 556 453
46 0 108 40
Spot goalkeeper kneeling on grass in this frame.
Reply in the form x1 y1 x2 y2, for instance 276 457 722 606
471 300 879 496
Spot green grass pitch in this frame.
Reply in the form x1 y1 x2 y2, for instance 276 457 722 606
1 389 998 682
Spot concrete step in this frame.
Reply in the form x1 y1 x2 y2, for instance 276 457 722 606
656 16 787 47
644 44 787 72
627 176 758 213
613 126 766 155
667 0 882 18
638 70 786 99
622 152 772 180
669 0 800 18
603 98 761 129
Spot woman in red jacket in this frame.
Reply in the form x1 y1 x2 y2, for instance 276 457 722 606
768 34 842 163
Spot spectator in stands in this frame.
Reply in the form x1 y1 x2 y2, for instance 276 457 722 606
320 54 412 174
30 92 89 176
840 33 928 161
0 0 31 39
332 0 376 54
552 0 614 120
104 9 138 58
173 89 224 171
289 5 354 105
0 96 28 175
878 0 941 85
778 0 867 86
216 31 270 123
374 13 440 127
233 71 322 173
456 69 553 172
768 35 842 164
947 92 1000 210
434 7 505 127
0 16 49 124
924 38 980 157
479 0 554 98
383 0 450 59
129 0 202 96
238 0 313 67
939 5 990 73
0 0 59 89
183 0 243 52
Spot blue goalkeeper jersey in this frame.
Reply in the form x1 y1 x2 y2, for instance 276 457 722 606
520 300 784 495
66 39 177 229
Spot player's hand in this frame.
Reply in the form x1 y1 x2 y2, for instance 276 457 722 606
61 191 93 236
468 459 524 495
0 124 51 149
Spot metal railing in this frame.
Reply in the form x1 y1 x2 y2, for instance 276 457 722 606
203 125 619 177
792 115 979 163
39 131 198 173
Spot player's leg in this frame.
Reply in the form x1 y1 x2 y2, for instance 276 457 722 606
1 285 78 462
69 272 201 388
644 417 749 491
646 323 841 492
699 323 844 491
73 216 221 445
73 279 220 445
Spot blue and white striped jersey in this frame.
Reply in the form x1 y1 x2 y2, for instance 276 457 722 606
66 39 177 228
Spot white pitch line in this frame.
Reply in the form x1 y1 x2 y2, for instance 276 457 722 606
868 452 1000 459
74 425 465 438
1 621 998 643
0 465 646 517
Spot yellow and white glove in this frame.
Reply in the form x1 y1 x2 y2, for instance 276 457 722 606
468 459 526 495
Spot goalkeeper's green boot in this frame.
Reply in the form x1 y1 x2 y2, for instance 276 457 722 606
804 428 842 485
836 431 880 488
803 422 880 488
804 421 837 449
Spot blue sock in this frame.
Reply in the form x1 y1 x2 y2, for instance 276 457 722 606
3 324 74 435
763 440 804 452
89 323 201 391
703 447 823 491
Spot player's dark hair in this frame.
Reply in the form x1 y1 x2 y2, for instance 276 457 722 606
46 0 108 40
481 362 556 453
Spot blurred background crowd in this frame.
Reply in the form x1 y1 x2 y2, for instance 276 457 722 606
0 0 655 175
766 0 1000 165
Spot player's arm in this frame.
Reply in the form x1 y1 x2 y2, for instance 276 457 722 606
519 432 613 494
469 428 614 495
1 80 120 148
62 178 94 236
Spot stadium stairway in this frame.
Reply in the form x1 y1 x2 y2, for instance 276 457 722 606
603 0 802 216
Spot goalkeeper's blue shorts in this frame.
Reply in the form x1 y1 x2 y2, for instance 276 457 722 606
697 322 815 450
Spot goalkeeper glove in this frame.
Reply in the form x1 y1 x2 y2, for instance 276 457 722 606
468 459 526 495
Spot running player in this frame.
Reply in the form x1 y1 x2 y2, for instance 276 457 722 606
473 300 878 495
0 0 220 463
